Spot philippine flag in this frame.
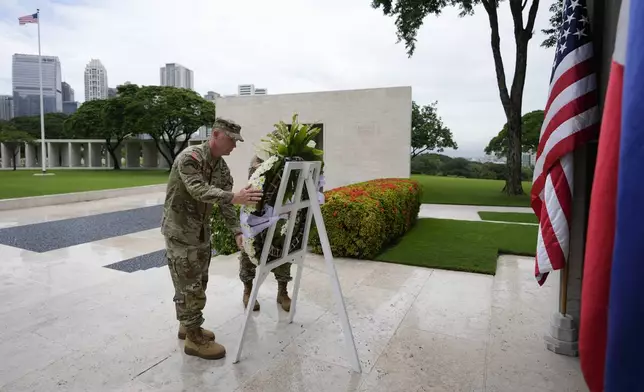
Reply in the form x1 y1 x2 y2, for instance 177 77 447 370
579 0 644 390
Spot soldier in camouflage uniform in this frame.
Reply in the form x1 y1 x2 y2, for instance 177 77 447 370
239 154 293 312
161 118 262 360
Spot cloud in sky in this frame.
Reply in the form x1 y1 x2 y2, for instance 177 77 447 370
0 0 556 158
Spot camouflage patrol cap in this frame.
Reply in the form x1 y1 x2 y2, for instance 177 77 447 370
213 118 244 142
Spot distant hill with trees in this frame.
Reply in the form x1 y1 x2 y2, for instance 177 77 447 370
411 153 534 182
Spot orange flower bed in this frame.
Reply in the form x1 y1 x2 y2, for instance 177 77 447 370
309 178 422 259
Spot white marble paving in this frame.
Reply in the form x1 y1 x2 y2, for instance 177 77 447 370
0 195 587 391
419 203 534 222
0 192 165 229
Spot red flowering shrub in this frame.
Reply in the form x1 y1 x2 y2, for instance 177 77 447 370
309 178 422 259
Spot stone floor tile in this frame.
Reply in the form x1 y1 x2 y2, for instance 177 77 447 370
4 336 178 392
236 352 366 392
400 269 493 342
135 309 319 391
0 331 74 389
359 261 433 296
288 284 416 373
485 350 587 392
358 327 487 392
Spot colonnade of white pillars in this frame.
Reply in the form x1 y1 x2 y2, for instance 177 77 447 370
0 138 206 170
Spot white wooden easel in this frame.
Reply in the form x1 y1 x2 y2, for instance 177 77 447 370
233 161 362 373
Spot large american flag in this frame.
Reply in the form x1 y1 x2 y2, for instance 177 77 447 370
18 13 38 25
531 0 599 285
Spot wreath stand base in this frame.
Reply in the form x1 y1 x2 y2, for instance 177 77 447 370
232 161 362 373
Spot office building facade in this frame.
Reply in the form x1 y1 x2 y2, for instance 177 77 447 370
0 95 14 120
160 63 194 90
62 81 74 102
238 84 267 96
12 53 62 117
204 91 220 101
84 59 109 101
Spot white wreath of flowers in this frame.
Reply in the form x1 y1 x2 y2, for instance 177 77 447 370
239 114 323 266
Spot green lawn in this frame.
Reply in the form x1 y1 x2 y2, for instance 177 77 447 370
376 218 537 275
0 170 169 199
411 175 532 207
478 211 538 224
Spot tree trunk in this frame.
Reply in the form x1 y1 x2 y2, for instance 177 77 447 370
483 0 539 196
154 137 174 168
505 108 524 195
107 146 121 170
12 150 17 171
503 28 531 195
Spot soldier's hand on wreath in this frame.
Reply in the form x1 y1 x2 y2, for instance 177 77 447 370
235 233 243 250
232 185 263 205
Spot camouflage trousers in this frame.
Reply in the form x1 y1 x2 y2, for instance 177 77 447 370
165 236 211 329
239 249 292 284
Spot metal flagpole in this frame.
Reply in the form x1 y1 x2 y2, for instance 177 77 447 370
36 8 47 174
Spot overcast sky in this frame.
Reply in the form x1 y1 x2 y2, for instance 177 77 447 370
0 0 556 158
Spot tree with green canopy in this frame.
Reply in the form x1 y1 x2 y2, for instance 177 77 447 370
372 0 540 195
65 98 132 170
126 85 217 167
485 109 544 159
411 101 458 158
10 113 71 139
0 121 35 170
541 0 564 48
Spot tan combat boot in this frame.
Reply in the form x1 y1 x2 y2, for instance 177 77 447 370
243 282 260 311
177 324 215 341
184 327 226 360
277 282 292 312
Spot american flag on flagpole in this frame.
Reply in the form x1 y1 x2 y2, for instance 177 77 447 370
18 13 38 25
531 0 600 285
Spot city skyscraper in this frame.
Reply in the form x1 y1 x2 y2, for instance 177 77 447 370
204 91 220 101
62 81 74 102
61 81 77 114
84 59 108 101
160 63 194 90
12 53 62 117
238 84 267 96
0 95 14 120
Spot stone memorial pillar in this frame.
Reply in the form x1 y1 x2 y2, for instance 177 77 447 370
126 142 141 168
48 142 61 168
70 143 83 167
142 142 158 168
88 143 103 168
25 143 36 168
1 143 11 169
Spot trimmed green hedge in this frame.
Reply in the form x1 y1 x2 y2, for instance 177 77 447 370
309 178 422 259
210 178 423 260
210 204 241 255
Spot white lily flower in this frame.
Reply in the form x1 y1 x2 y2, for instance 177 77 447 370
255 141 272 161
307 140 316 148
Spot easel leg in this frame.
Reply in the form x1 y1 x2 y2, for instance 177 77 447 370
288 258 305 324
233 265 269 363
323 253 362 373
306 178 362 373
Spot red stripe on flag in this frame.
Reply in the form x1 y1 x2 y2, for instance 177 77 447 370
580 60 624 392
531 124 599 213
538 202 567 271
549 162 573 223
537 91 599 159
544 58 595 114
